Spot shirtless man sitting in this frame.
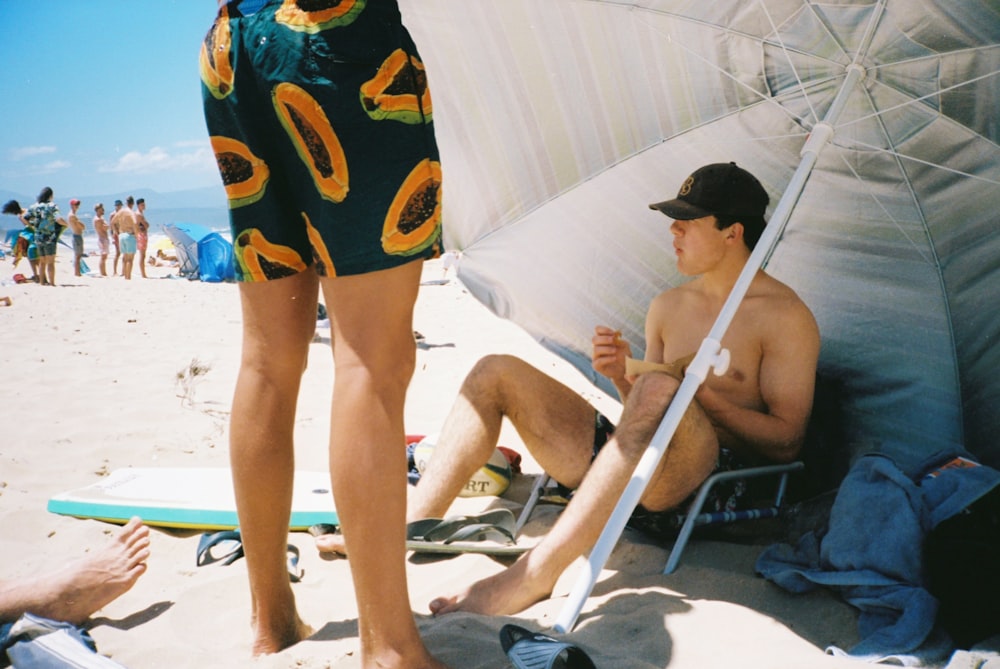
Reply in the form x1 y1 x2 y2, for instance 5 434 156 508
316 162 821 617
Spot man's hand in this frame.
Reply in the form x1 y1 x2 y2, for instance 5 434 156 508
592 325 629 384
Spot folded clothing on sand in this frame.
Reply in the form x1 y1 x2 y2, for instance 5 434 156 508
1 613 128 668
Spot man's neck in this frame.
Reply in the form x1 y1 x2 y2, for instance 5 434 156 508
698 251 755 302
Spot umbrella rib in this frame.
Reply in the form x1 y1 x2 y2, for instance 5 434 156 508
627 13 840 136
836 67 1000 145
606 0 846 125
837 138 1000 188
853 77 937 266
843 84 966 431
836 149 935 267
867 43 1000 71
755 0 826 125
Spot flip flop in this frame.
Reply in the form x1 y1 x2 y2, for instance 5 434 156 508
287 544 303 583
196 529 303 582
500 624 597 669
410 509 517 542
406 509 527 556
196 530 244 566
308 522 340 538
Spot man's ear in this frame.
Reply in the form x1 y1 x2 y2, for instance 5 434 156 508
726 222 745 244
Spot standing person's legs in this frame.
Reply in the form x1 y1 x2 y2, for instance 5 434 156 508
74 237 84 276
41 253 55 286
229 269 318 656
321 260 446 669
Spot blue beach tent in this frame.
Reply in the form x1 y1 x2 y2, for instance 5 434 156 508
163 222 235 283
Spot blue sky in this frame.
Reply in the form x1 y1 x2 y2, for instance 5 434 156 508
0 1 224 199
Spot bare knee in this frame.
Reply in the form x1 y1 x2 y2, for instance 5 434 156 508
615 373 682 456
623 374 719 512
461 354 528 408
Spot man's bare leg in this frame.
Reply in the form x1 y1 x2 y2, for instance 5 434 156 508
0 517 151 625
230 270 317 656
429 372 718 616
314 354 597 555
321 261 447 669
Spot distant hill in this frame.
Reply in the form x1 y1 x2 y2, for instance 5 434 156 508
0 186 230 233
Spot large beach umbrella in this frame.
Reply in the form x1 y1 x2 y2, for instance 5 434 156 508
401 0 1000 628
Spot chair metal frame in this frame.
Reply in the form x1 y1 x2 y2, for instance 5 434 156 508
514 460 804 574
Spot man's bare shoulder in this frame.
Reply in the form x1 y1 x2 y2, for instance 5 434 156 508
648 280 699 310
749 273 819 338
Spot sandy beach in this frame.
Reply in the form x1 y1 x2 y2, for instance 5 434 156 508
0 243 862 668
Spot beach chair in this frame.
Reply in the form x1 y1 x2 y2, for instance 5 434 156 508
514 460 804 574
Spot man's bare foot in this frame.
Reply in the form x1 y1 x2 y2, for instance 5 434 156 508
362 644 450 669
3 516 151 625
313 530 347 557
427 553 553 617
252 615 313 656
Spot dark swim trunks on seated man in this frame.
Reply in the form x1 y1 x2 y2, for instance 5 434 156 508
314 162 821 618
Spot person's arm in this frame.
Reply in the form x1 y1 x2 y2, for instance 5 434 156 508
695 300 820 463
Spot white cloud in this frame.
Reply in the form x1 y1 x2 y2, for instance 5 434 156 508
100 142 217 175
10 146 57 161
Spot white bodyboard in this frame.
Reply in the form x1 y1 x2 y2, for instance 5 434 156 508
47 467 337 530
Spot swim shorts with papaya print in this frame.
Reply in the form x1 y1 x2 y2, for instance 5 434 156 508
201 0 442 281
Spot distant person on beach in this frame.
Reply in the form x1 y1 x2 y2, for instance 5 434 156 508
149 248 177 267
93 203 110 276
21 187 67 286
319 164 821 620
109 200 123 275
115 199 138 280
134 197 149 279
201 1 445 666
2 200 39 282
0 517 151 626
67 198 86 277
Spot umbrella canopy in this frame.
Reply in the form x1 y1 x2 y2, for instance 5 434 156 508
402 0 1000 471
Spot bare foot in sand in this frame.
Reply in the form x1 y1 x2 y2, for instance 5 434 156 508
0 516 151 625
313 531 347 557
251 610 314 656
428 552 555 617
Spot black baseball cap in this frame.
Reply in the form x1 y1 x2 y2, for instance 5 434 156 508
649 162 768 221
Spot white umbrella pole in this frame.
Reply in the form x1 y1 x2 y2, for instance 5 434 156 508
553 58 870 633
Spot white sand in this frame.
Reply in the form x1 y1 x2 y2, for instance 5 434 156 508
0 245 860 668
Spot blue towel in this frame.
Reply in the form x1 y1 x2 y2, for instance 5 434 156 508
756 451 1000 665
